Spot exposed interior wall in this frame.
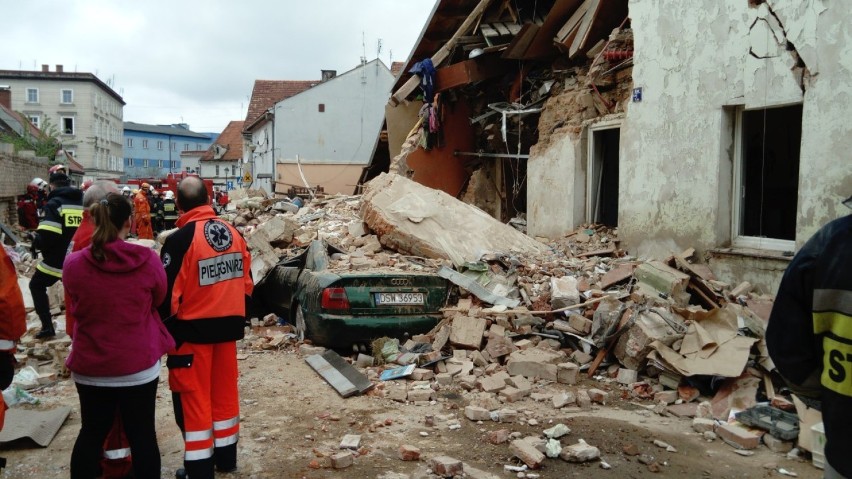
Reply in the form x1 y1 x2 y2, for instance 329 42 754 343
460 161 502 220
405 99 474 197
276 163 363 196
385 102 421 162
0 145 49 227
527 132 585 238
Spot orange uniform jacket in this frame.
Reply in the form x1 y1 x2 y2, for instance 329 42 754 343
0 246 26 430
158 206 252 343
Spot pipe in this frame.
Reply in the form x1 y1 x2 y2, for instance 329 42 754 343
453 150 529 159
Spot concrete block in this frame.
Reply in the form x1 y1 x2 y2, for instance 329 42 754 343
410 368 434 381
634 261 691 305
469 350 488 367
551 276 580 309
464 406 492 421
568 314 593 334
499 386 527 402
428 456 464 477
506 375 532 391
484 429 510 444
330 451 354 469
717 423 761 450
435 373 454 385
477 375 507 393
339 434 361 450
763 434 794 453
557 362 580 385
616 368 638 385
571 350 593 364
654 390 678 405
692 418 716 434
506 348 562 381
494 408 518 423
407 388 434 402
560 440 600 463
510 439 545 469
398 444 421 461
577 389 592 409
588 388 608 404
484 335 515 359
613 309 683 370
514 338 533 350
552 391 576 409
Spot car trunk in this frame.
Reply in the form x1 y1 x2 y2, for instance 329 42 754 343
329 274 448 315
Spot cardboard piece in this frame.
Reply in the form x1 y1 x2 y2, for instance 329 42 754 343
0 406 71 447
648 306 757 377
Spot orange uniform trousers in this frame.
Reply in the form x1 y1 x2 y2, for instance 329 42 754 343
168 341 239 479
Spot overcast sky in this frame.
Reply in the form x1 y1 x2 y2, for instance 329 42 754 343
0 0 435 135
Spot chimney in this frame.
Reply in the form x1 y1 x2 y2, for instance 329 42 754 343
321 70 337 82
0 87 10 109
41 64 49 72
56 64 64 73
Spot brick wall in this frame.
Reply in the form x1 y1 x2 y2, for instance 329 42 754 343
0 143 50 226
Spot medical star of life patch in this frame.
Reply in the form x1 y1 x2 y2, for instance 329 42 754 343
204 220 233 252
162 253 171 268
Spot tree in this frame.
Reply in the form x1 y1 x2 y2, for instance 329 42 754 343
0 116 67 161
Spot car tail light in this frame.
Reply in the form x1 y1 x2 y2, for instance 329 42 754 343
321 287 350 311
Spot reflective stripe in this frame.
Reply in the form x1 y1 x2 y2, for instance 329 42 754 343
36 262 62 278
213 416 239 430
214 432 239 447
814 289 852 317
821 335 852 397
184 429 213 442
814 311 852 339
37 221 62 234
185 446 214 461
0 340 15 350
103 447 131 459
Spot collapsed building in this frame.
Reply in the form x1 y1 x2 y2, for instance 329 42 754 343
382 0 852 295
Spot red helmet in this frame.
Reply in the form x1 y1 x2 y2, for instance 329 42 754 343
49 164 67 175
26 184 39 194
82 180 94 191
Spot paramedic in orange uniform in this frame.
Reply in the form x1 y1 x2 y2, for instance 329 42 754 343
0 245 27 472
133 184 153 240
158 177 252 479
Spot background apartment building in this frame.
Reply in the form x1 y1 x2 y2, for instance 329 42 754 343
0 64 125 178
123 122 214 179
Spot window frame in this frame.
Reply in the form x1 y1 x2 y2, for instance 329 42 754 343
127 138 134 148
142 139 149 149
61 116 75 135
26 88 39 103
731 105 800 251
27 115 40 129
157 140 164 150
60 89 74 104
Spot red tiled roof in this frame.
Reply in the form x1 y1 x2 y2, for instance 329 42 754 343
243 80 318 131
201 121 245 161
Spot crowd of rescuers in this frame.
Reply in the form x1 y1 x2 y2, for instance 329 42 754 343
7 166 253 479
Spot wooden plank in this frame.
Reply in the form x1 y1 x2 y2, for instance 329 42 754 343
390 0 497 106
435 55 508 92
480 24 499 37
569 0 601 58
503 23 541 59
523 0 583 58
493 22 512 36
305 350 373 397
506 23 523 35
555 0 590 43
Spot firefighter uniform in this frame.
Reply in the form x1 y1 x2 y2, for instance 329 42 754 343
767 213 852 478
30 180 83 337
133 187 153 240
159 205 252 479
163 197 179 230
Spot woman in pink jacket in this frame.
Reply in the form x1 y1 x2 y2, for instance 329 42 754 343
63 193 175 479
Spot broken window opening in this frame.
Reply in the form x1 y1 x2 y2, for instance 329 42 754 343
734 104 802 246
587 126 620 227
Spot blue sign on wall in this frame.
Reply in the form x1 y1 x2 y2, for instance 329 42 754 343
226 181 234 191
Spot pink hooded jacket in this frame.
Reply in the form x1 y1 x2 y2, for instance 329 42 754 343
64 239 175 376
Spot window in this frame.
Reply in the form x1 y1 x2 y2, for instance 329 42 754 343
172 142 176 151
142 139 149 149
196 143 202 150
62 117 75 135
157 140 163 150
171 160 178 169
27 115 40 129
216 165 220 176
732 104 803 249
127 138 133 148
157 160 163 168
61 89 73 104
318 103 325 112
186 166 191 172
126 158 133 166
26 88 38 103
143 159 149 168
184 143 189 151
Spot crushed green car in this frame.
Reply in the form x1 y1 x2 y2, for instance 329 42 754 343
253 240 450 349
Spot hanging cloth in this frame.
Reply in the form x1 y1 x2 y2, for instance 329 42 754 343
409 58 437 103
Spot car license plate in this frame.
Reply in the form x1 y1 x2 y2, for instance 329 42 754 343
375 292 424 305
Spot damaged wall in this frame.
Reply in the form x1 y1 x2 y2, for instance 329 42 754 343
529 0 849 282
619 0 851 261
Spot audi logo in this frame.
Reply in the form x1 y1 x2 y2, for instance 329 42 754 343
390 278 412 286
